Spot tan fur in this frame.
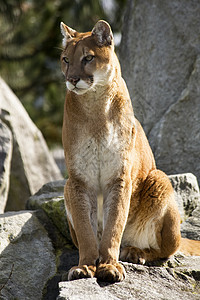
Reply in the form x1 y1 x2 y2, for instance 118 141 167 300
60 20 200 282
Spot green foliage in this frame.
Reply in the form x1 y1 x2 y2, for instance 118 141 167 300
0 0 127 147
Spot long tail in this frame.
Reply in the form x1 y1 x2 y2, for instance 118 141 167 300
179 238 200 256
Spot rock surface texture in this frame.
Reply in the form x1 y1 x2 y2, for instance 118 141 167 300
57 257 200 300
27 179 71 242
0 211 56 300
120 0 200 184
169 173 200 221
0 77 62 211
0 120 12 213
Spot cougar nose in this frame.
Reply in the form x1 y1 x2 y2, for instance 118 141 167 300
68 76 80 86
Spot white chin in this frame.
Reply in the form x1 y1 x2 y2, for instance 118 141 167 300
66 81 91 95
71 87 89 95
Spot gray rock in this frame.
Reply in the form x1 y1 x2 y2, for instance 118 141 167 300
26 179 71 242
149 57 200 185
57 257 200 300
120 0 200 184
181 203 200 240
57 278 119 300
0 210 56 300
169 173 200 221
0 119 12 213
0 77 63 211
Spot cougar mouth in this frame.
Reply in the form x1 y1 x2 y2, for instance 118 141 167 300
71 86 89 95
66 77 94 95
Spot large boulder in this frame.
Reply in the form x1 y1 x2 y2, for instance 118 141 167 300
0 77 63 211
0 119 12 213
26 179 71 242
57 257 200 300
0 211 56 300
120 0 200 184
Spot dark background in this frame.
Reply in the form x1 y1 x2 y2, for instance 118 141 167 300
0 0 126 147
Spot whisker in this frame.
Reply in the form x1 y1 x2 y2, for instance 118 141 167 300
54 46 64 51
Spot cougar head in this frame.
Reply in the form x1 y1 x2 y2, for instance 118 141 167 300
60 20 115 95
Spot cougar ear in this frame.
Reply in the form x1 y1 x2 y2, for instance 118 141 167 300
92 20 113 46
60 22 76 47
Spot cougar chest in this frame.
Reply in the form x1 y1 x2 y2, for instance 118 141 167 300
72 120 123 191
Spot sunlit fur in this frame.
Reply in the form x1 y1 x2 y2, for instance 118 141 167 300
61 20 200 283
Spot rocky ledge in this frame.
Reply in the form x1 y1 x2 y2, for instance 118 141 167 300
0 173 200 300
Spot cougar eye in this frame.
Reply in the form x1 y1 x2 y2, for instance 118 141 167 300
63 57 69 64
84 55 94 62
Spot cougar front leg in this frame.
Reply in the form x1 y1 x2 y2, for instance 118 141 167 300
96 177 132 282
64 179 99 280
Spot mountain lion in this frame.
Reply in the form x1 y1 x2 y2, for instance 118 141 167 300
60 20 200 282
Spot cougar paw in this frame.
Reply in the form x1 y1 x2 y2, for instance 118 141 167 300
68 265 96 281
96 262 126 282
120 247 146 265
